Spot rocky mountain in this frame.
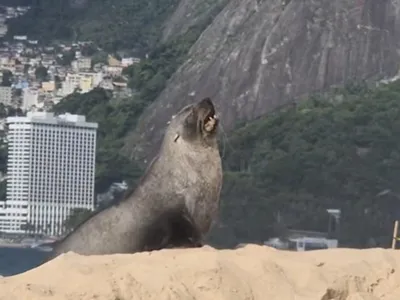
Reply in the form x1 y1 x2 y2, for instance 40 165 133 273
161 0 228 42
125 0 400 162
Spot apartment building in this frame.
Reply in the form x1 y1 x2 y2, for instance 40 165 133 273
22 87 39 111
0 86 12 105
61 72 102 96
72 57 92 72
0 112 98 235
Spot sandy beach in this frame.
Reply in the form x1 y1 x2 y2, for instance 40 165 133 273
0 244 399 300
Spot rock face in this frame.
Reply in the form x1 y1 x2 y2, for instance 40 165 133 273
161 0 228 42
125 0 400 162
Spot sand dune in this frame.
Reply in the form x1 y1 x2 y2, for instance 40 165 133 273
1 245 400 300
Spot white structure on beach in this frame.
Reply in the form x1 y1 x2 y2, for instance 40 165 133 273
0 112 97 236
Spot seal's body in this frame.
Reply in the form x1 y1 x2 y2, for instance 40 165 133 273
46 98 222 261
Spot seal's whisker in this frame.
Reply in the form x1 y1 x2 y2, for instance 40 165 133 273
218 121 228 159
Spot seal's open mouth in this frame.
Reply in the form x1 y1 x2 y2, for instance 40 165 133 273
204 112 218 133
198 98 218 133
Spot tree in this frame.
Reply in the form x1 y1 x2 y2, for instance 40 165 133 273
1 70 12 86
4 0 189 52
63 208 93 232
20 222 36 233
52 88 144 194
140 72 166 102
81 44 97 56
0 181 6 201
0 103 6 118
56 50 75 66
91 51 108 66
23 64 30 74
7 106 23 116
35 66 48 81
208 80 400 248
54 75 62 89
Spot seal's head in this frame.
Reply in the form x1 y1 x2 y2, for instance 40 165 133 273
166 98 219 147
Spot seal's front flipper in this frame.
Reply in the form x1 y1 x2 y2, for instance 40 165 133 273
141 207 203 251
166 210 204 249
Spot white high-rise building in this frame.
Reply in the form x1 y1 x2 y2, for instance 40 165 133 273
0 112 98 236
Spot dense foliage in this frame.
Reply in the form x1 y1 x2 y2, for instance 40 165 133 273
122 23 206 102
207 81 400 248
56 80 400 248
0 0 32 6
5 0 180 52
52 88 144 194
63 207 92 232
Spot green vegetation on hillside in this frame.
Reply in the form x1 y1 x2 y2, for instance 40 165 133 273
55 79 400 248
208 81 400 248
6 0 180 52
0 0 32 6
52 88 144 194
122 23 206 102
63 207 93 232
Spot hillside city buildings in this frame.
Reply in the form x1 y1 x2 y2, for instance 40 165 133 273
0 5 140 112
0 5 139 237
0 112 98 236
0 85 11 105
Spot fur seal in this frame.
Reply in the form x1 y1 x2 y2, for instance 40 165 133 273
45 97 222 261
